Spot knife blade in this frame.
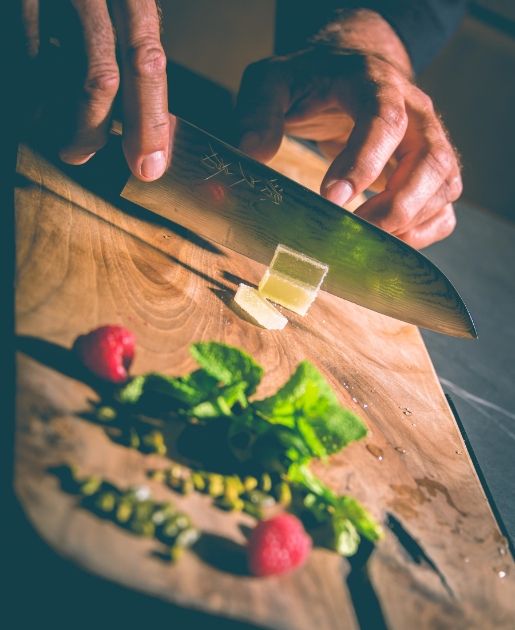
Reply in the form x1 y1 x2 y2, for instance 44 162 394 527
120 117 476 339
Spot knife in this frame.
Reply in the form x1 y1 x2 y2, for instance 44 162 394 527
118 117 476 339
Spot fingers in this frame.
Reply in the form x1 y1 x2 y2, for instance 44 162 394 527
351 86 462 248
395 204 457 249
112 0 170 181
236 59 291 163
321 87 408 206
59 0 119 165
22 0 40 58
354 148 461 234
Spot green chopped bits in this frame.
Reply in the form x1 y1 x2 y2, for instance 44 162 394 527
115 499 134 524
96 406 117 422
95 491 117 514
79 475 102 496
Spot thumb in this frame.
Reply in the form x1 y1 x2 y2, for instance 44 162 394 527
236 59 290 163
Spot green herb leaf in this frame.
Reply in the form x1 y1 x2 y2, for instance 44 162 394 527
254 361 367 456
190 342 263 395
145 371 219 406
190 381 249 418
116 370 219 408
335 496 383 542
333 518 360 556
117 375 146 404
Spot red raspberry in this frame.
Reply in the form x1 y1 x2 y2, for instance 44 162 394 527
74 325 135 383
247 513 312 577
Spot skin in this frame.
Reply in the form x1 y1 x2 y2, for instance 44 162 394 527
22 6 461 248
22 0 171 181
236 10 462 249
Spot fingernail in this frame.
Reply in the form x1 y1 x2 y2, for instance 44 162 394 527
324 180 354 207
239 132 262 154
140 150 166 180
59 151 95 165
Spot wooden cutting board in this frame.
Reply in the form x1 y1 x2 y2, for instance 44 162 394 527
15 138 515 630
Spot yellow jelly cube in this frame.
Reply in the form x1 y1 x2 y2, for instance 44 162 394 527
258 244 328 316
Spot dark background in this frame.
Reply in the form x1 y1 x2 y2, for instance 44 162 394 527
3 1 514 627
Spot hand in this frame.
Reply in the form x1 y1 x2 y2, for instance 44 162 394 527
21 0 171 181
236 12 461 249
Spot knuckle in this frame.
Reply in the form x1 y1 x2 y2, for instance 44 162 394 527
415 89 435 116
128 42 167 78
445 173 463 201
376 100 408 135
424 144 454 179
391 200 413 231
383 197 413 232
84 66 120 100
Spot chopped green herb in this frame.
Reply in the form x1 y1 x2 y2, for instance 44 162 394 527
190 342 264 395
105 341 381 557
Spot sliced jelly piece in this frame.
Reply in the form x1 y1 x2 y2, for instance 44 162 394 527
258 270 316 316
265 244 328 287
258 244 328 316
234 283 288 330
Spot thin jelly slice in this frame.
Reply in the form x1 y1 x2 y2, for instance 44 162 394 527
258 244 329 316
266 244 329 288
258 270 317 316
234 283 288 330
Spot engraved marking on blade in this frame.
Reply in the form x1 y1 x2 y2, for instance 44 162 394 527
201 143 233 180
229 163 260 190
260 178 283 205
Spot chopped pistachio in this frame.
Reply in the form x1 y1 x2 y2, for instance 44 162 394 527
243 476 259 492
260 473 272 493
166 465 186 487
132 499 155 523
142 430 166 455
175 527 200 548
246 489 276 508
96 406 117 422
161 513 191 542
275 481 292 507
132 485 151 501
179 477 194 495
130 520 155 537
242 501 263 519
214 496 245 512
129 428 141 449
95 491 117 514
169 545 185 562
191 472 207 492
224 476 244 502
207 473 225 497
161 519 180 542
148 469 166 483
151 503 176 526
79 475 102 496
116 499 134 524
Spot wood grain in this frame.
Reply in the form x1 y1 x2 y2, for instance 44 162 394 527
15 139 515 629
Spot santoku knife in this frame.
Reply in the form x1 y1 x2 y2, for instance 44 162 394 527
119 117 476 339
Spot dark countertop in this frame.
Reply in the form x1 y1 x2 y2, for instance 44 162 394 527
423 203 515 546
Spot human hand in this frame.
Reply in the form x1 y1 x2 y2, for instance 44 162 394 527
21 0 171 181
236 11 461 249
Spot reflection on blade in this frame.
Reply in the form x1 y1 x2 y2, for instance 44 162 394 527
121 117 476 339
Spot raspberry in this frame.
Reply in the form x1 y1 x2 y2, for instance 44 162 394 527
247 513 312 577
74 325 135 383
